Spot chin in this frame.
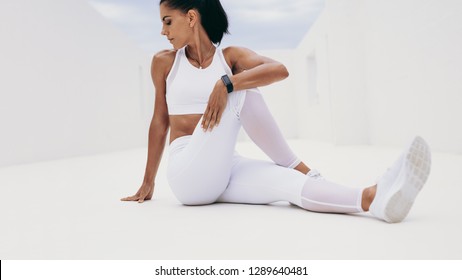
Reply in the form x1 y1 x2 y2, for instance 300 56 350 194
173 43 186 50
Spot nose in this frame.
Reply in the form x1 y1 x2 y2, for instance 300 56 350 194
161 26 167 36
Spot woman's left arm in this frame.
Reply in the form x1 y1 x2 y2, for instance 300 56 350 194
201 46 288 131
225 46 289 90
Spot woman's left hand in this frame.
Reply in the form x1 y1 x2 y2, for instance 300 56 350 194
201 80 228 131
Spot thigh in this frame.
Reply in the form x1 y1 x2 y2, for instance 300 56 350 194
167 91 246 205
216 155 307 205
169 91 245 176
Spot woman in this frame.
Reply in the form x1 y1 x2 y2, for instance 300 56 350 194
121 0 431 223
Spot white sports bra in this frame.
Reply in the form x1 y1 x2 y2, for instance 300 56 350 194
166 46 232 115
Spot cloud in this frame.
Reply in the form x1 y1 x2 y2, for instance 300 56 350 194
225 0 324 22
88 0 155 25
221 0 325 49
88 1 128 20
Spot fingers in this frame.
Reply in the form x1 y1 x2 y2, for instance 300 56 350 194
120 189 141 201
120 195 139 201
201 107 210 130
137 191 152 203
202 88 227 131
202 110 217 131
120 192 150 203
202 108 222 132
122 183 154 203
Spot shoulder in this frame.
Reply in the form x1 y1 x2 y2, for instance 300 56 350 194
221 46 257 72
151 49 178 79
222 46 256 60
151 49 177 69
222 46 266 73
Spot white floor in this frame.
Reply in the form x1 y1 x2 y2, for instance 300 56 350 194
1 139 461 260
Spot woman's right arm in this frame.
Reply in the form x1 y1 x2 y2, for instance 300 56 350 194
121 50 173 203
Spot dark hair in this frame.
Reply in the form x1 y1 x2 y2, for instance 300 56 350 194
160 0 229 45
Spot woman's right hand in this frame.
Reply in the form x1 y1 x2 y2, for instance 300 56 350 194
120 182 155 203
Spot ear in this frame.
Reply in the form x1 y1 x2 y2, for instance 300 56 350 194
187 9 199 28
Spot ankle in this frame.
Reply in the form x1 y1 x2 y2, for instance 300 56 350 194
294 162 310 175
361 185 377 211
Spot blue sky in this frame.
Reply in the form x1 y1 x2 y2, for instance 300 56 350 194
87 0 325 53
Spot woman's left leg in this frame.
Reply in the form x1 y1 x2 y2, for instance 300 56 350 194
239 88 310 173
167 90 246 205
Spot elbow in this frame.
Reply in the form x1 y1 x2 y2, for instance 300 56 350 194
276 63 289 80
157 123 170 137
151 117 169 136
157 124 169 137
151 124 169 140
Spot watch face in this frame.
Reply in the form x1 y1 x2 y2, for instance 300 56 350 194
221 75 233 93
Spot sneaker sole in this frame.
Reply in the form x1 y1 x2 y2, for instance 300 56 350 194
382 136 431 223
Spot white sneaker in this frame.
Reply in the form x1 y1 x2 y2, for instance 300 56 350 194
370 136 431 223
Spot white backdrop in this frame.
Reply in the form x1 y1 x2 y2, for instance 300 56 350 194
293 0 462 153
0 0 152 167
1 0 461 168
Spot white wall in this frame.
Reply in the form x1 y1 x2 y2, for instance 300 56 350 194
295 0 462 153
364 0 462 153
291 14 333 143
0 0 153 167
254 49 299 139
295 7 368 144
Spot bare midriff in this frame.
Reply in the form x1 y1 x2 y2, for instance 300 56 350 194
169 114 203 144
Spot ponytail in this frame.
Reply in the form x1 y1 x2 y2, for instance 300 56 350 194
160 0 229 45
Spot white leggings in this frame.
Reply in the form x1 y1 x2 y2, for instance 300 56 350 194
167 88 364 213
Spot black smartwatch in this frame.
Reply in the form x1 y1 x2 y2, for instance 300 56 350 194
221 74 234 93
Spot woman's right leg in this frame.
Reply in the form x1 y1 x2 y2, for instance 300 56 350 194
217 136 431 222
217 155 365 214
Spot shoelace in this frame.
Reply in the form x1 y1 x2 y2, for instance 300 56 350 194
307 169 323 180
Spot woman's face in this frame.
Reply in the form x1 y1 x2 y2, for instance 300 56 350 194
159 4 192 49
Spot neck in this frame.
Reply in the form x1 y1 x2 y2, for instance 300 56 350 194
186 42 215 68
186 24 216 64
